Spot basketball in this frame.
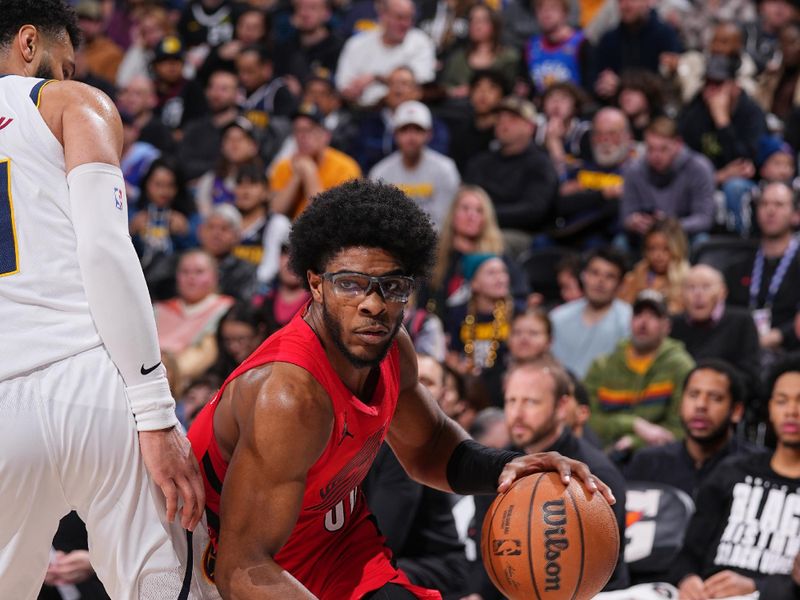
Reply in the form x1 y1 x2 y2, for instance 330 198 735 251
481 471 619 600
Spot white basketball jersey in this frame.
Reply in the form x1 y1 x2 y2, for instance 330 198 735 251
0 76 102 380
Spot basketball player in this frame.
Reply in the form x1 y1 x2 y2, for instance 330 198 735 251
188 179 615 599
0 3 204 599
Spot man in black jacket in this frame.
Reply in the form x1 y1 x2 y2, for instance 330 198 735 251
464 96 559 257
466 361 629 599
671 355 800 599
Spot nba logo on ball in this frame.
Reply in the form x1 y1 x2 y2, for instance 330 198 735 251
113 187 124 211
481 472 619 600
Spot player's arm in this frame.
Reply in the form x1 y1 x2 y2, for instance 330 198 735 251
39 81 203 529
216 363 333 600
386 330 615 502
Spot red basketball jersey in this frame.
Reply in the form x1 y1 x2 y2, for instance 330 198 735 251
188 305 441 599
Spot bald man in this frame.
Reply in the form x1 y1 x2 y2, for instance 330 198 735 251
670 264 760 401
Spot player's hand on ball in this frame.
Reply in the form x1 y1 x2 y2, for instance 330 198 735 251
702 569 755 598
139 426 205 531
497 451 616 505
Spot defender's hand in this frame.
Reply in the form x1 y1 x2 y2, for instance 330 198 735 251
139 427 205 531
497 451 616 505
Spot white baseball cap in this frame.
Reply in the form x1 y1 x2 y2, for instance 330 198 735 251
392 100 432 131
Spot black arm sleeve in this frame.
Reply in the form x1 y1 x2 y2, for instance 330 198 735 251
446 440 522 495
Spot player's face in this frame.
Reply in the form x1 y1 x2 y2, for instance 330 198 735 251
504 369 561 450
36 32 75 80
508 314 550 362
769 372 800 448
680 369 739 444
312 247 407 369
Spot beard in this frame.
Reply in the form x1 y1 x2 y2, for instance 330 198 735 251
34 55 56 80
322 300 404 369
593 143 630 168
681 416 732 446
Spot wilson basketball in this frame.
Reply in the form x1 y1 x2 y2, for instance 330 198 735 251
481 471 619 600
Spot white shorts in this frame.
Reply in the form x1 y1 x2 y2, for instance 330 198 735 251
0 345 216 600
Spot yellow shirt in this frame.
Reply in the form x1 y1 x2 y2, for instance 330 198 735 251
269 148 362 219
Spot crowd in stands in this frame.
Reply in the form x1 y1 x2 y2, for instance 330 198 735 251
44 0 800 598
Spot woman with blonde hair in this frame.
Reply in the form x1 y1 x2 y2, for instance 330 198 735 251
423 184 528 317
618 218 690 313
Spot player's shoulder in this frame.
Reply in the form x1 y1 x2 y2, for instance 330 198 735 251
40 80 118 120
230 361 333 423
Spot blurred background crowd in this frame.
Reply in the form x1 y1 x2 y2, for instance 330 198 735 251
40 0 800 598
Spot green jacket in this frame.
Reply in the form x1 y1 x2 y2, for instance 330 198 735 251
584 337 695 449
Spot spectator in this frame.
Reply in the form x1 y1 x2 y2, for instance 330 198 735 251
403 298 447 362
621 117 716 243
155 249 235 386
553 107 635 247
757 135 797 186
197 7 270 83
178 0 237 50
194 117 264 217
177 374 221 430
416 0 471 59
444 254 513 406
439 5 520 99
464 96 559 256
274 0 344 85
116 5 172 87
236 45 297 126
468 406 510 449
369 101 460 230
507 308 553 365
615 69 666 141
270 103 361 218
119 111 161 210
150 35 205 132
535 81 591 180
619 219 690 314
335 0 436 106
210 302 269 380
177 69 241 181
744 0 799 73
625 359 759 498
422 185 529 319
296 69 360 158
230 164 270 267
131 158 199 289
525 0 590 93
671 21 759 107
725 182 800 353
256 243 311 335
116 75 176 154
678 53 768 236
584 289 695 456
555 254 583 304
468 362 629 599
592 0 681 101
198 204 259 301
671 265 761 404
76 0 124 85
550 247 631 378
354 65 451 172
671 355 800 599
756 21 800 122
660 0 755 54
444 69 508 175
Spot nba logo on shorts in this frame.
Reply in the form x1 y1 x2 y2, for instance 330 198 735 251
113 187 124 211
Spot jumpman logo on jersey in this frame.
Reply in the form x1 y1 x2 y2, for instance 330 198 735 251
338 412 355 446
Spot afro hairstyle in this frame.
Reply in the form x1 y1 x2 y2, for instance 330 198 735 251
0 0 80 49
289 179 438 285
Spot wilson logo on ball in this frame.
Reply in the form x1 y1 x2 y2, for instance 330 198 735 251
542 499 569 591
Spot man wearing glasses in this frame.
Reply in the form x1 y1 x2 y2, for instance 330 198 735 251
188 179 615 599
